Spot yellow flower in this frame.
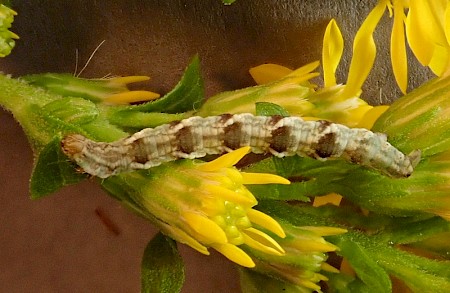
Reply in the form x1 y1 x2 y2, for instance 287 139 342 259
100 75 160 104
246 222 346 292
120 147 290 268
23 73 160 105
247 17 388 128
361 0 450 93
196 62 318 117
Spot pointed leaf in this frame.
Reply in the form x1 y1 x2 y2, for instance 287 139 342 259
255 102 290 117
30 136 87 199
141 233 185 293
131 55 204 113
332 236 392 293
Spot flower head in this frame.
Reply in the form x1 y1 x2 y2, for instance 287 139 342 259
23 73 160 104
196 62 318 117
103 147 290 268
201 16 390 128
246 222 346 292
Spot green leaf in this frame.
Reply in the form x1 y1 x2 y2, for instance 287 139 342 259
141 233 185 293
255 102 290 117
42 97 99 125
331 236 392 293
131 55 204 113
30 137 87 199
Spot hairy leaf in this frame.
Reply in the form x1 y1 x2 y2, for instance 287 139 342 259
141 233 185 293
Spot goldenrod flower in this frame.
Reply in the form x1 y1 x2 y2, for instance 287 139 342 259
23 73 160 104
242 18 388 128
246 222 346 292
196 62 318 117
104 147 290 268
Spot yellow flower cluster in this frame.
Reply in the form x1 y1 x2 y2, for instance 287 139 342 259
136 147 290 268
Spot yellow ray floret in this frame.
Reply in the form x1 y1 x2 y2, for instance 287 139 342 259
241 172 290 185
203 184 256 205
159 222 210 255
247 208 286 238
249 63 294 85
212 243 256 268
102 90 160 104
322 19 344 87
242 232 284 256
197 146 251 171
243 227 285 255
321 262 340 273
182 211 228 244
109 75 150 84
299 226 348 237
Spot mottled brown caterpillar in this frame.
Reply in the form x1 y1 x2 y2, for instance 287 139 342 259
61 113 421 179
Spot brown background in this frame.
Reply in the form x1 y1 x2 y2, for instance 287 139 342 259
0 1 431 292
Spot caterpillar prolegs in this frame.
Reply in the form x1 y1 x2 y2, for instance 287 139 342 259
61 113 421 179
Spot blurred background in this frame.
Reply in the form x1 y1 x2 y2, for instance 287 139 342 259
0 1 431 292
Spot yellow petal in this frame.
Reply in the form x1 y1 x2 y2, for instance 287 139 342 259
390 0 408 93
321 262 340 273
428 44 450 76
204 184 256 205
322 19 344 87
279 61 320 86
357 105 389 129
406 0 447 69
300 226 348 236
297 279 322 291
242 232 284 256
445 2 450 46
313 193 342 207
158 222 210 255
212 243 255 267
243 227 285 254
247 208 286 238
240 172 290 185
343 0 388 98
182 211 228 244
109 75 150 84
103 90 160 104
292 239 339 252
197 147 251 171
249 64 293 85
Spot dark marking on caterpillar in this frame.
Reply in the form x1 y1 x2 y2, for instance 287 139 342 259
61 114 421 179
176 125 195 154
270 126 290 153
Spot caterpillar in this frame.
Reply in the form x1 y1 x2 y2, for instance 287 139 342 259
61 113 421 179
